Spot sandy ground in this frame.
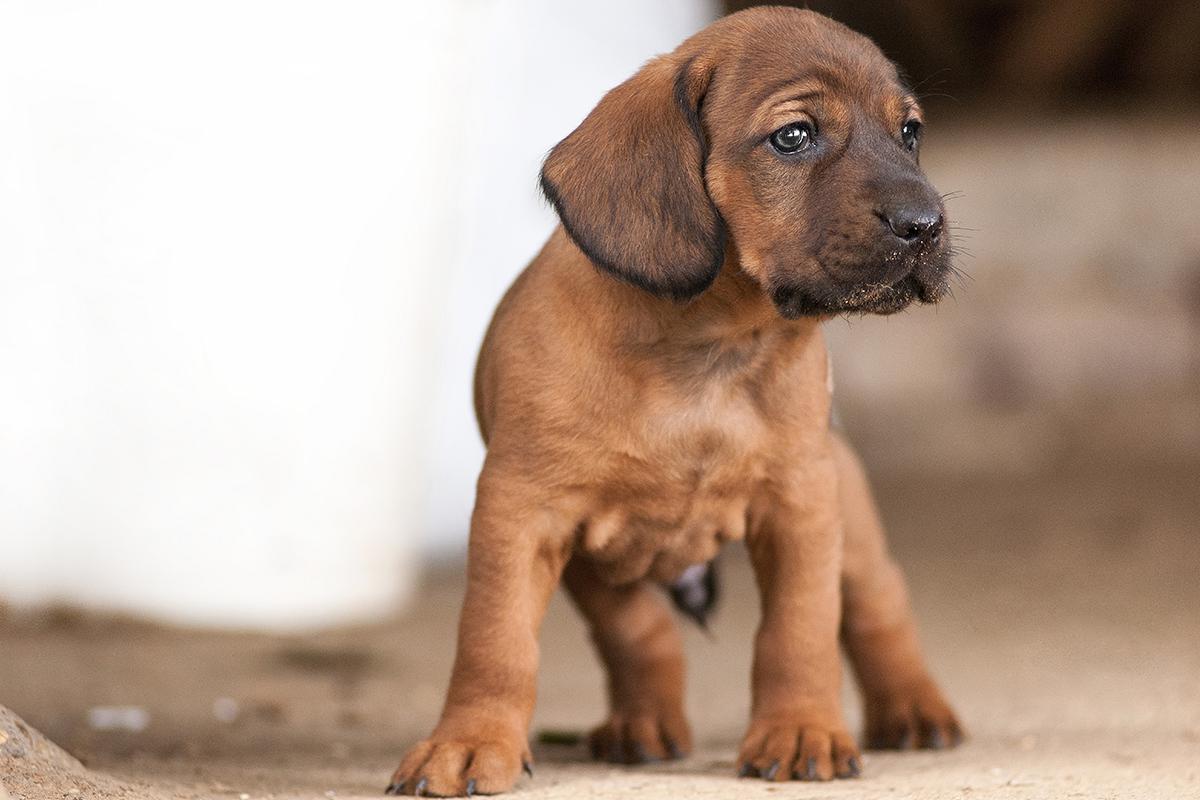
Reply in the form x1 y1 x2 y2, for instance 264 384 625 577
2 459 1199 800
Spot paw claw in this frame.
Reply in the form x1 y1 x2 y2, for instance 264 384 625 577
522 759 534 779
466 778 476 797
384 781 404 796
413 777 428 797
927 728 945 750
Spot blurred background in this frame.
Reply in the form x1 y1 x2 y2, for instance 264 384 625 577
1 0 1197 628
2 3 1198 799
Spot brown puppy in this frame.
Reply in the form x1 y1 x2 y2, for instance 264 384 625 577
389 7 962 796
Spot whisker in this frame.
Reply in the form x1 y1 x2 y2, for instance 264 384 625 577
948 264 975 283
910 69 952 92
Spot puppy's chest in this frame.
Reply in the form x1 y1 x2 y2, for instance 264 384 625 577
578 383 772 585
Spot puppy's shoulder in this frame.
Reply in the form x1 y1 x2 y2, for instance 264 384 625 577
474 228 605 436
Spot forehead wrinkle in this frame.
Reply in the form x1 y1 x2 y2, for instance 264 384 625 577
770 87 823 107
753 83 823 126
753 74 821 102
714 70 823 140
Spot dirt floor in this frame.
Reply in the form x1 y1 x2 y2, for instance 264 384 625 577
2 458 1198 799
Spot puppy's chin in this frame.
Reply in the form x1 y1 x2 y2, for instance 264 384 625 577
770 258 951 319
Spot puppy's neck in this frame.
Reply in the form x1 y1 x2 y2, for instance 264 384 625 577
680 253 786 337
549 228 820 377
568 235 814 340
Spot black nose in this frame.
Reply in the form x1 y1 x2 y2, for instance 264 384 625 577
881 205 943 244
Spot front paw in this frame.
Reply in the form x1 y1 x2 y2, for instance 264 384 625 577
736 715 861 781
386 726 531 797
864 679 964 750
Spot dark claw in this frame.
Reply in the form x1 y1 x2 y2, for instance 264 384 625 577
848 756 862 777
630 742 650 764
522 759 534 779
950 727 966 747
803 756 818 781
384 781 404 796
466 778 476 797
665 738 683 760
414 777 428 797
898 728 916 750
763 761 780 781
926 728 945 750
737 762 755 778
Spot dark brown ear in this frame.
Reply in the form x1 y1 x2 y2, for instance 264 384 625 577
540 55 724 300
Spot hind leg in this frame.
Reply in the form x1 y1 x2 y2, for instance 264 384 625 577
562 555 692 764
833 432 964 750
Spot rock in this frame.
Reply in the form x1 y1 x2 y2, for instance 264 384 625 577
0 705 87 773
0 704 136 800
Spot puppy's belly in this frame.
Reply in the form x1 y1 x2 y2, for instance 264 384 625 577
580 494 749 585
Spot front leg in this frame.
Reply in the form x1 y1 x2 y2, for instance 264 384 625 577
388 473 572 797
738 457 861 782
832 431 963 750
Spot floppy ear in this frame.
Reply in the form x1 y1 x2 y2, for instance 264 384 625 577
540 55 725 300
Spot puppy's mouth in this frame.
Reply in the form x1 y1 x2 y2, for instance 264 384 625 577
771 259 950 319
831 274 922 312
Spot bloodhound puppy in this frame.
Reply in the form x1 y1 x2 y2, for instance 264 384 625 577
389 6 962 796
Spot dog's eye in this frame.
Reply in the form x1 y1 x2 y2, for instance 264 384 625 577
901 119 923 151
769 122 814 154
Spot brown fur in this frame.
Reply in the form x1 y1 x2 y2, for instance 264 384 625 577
389 7 961 796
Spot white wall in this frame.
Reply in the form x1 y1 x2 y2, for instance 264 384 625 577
0 1 715 628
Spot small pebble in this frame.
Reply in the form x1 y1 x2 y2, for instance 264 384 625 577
86 706 149 732
212 697 240 724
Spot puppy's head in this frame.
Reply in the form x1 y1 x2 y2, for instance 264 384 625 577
541 7 952 317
